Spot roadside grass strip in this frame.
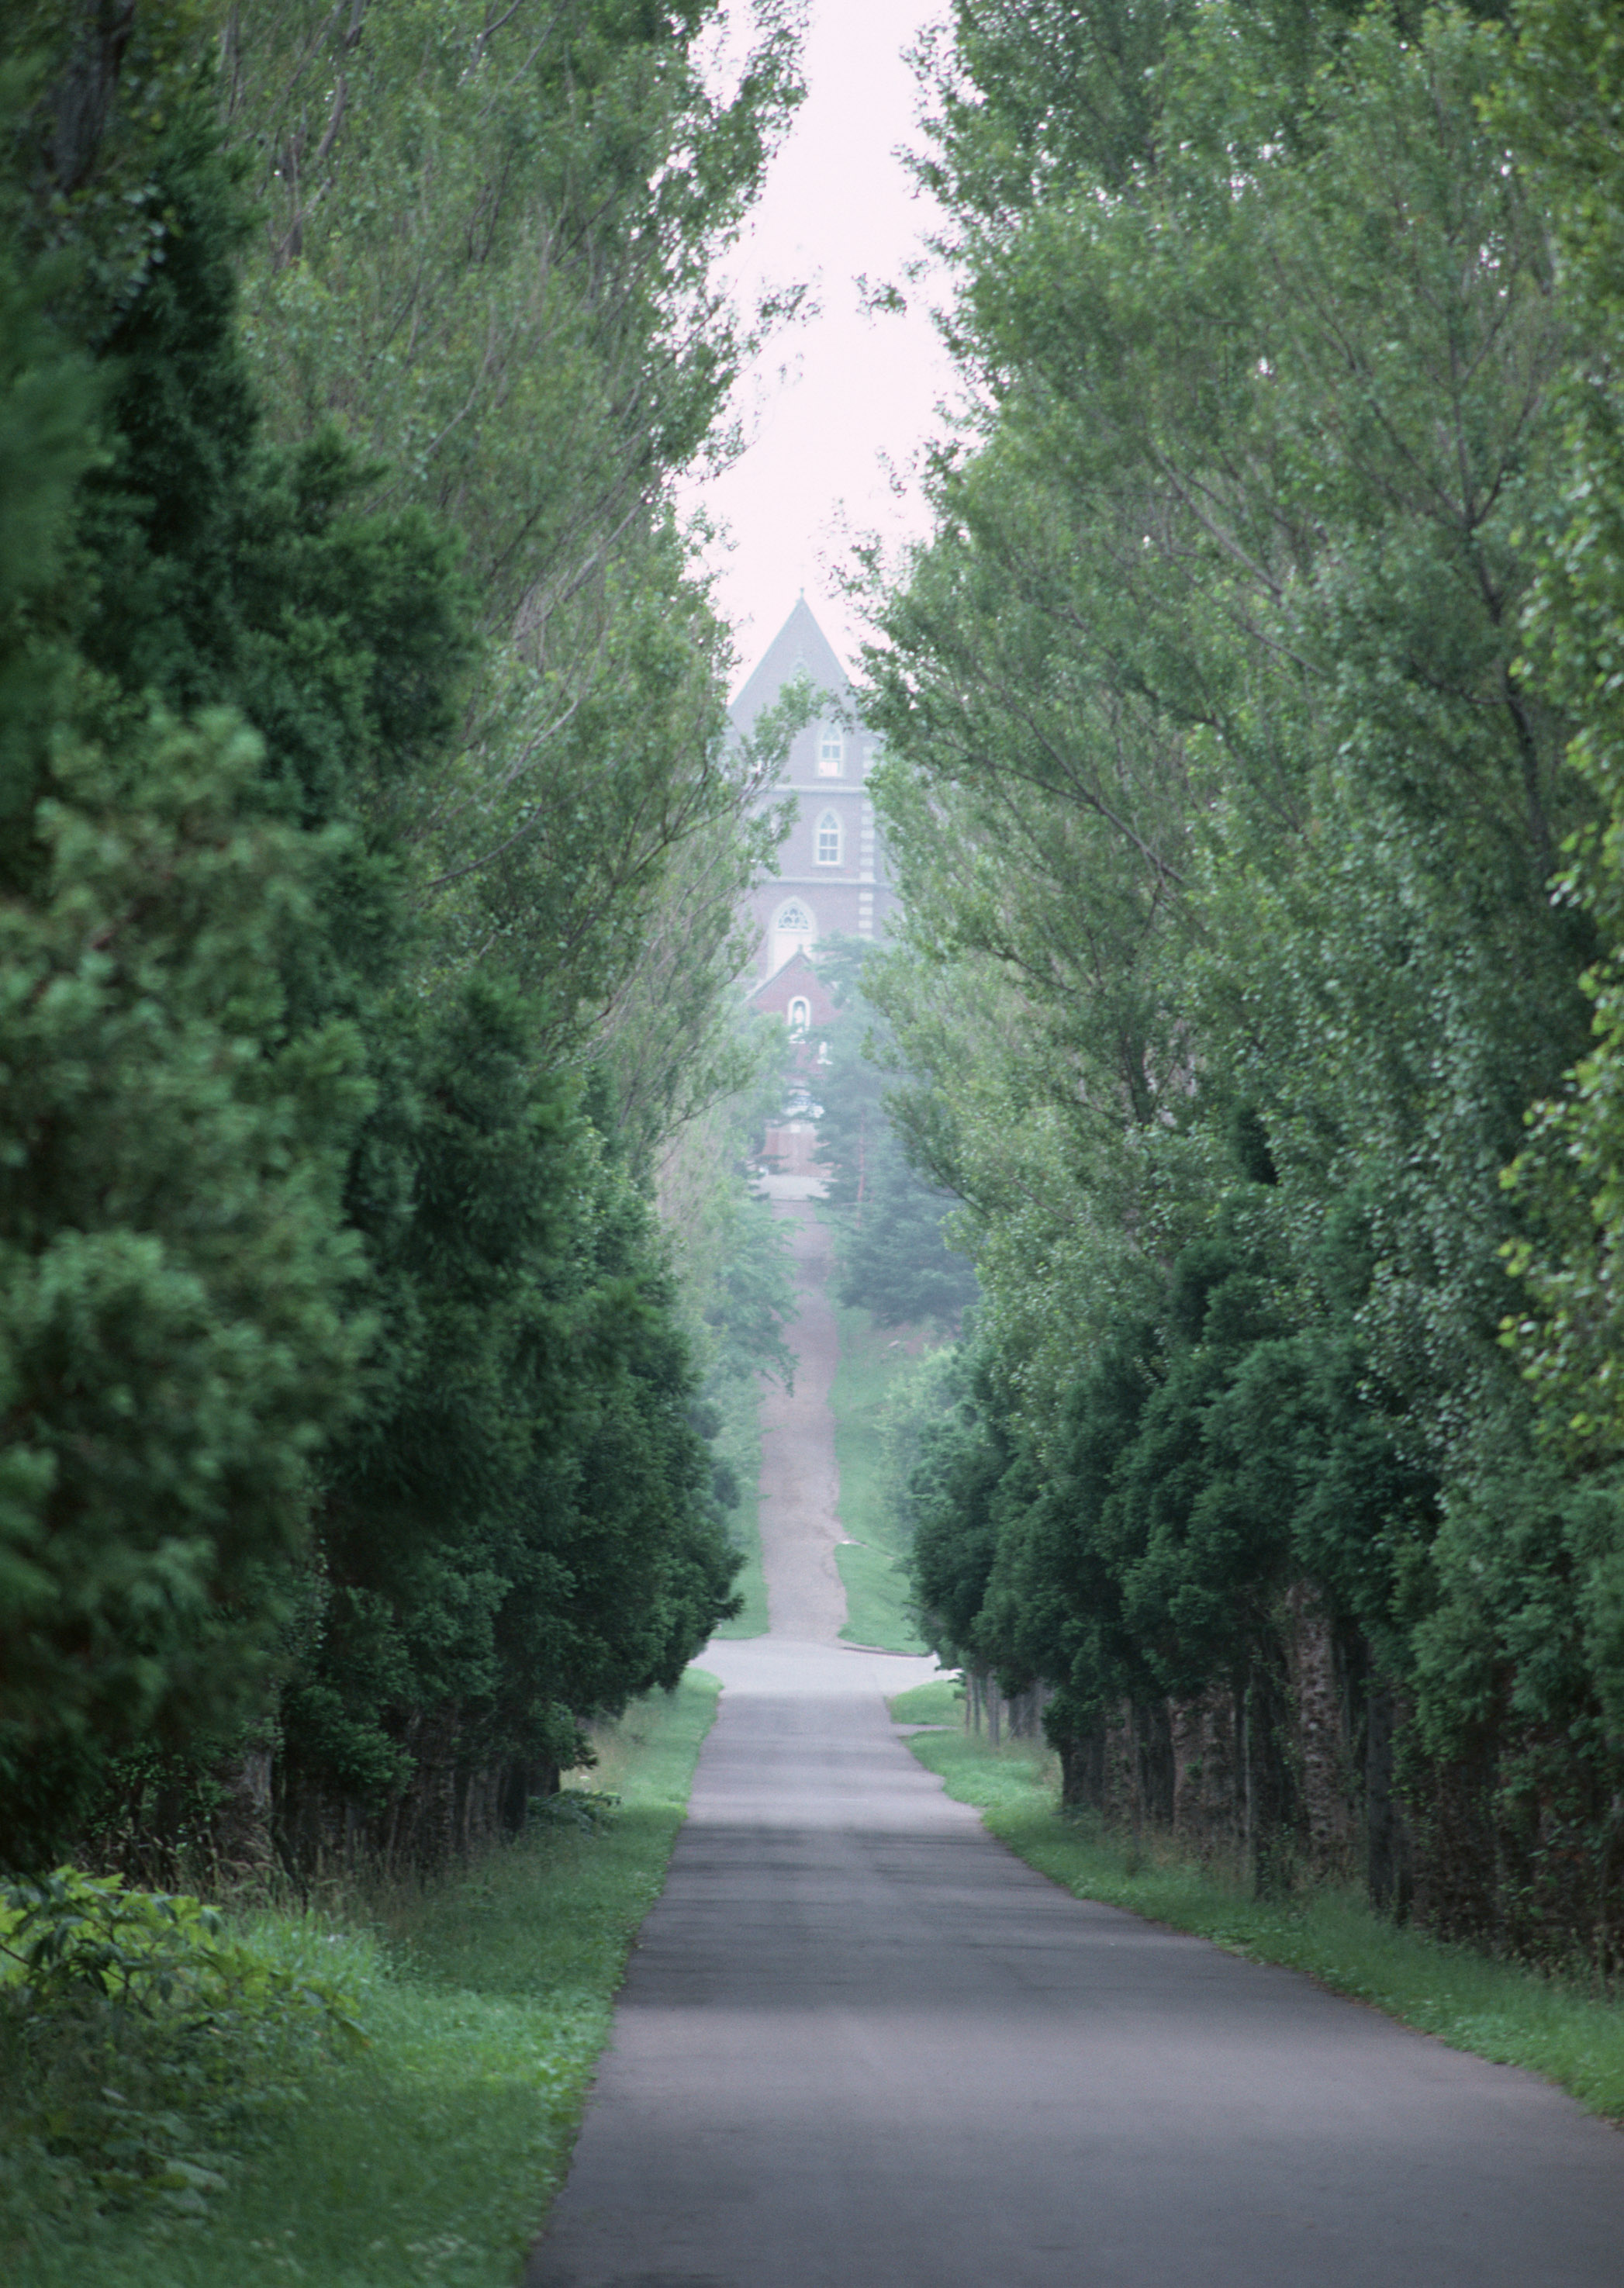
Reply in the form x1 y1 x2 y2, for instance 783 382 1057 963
894 1695 1624 2123
830 1301 928 1653
3 1671 720 2288
887 1678 964 1727
709 1372 769 1640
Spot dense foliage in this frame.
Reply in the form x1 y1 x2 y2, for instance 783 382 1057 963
864 0 1624 1954
0 0 800 1875
810 937 978 1329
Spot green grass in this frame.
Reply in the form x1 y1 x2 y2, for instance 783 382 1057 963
5 1671 720 2286
835 1536 923 1650
888 1676 964 1726
901 1719 1624 2121
710 1371 768 1639
829 1301 928 1652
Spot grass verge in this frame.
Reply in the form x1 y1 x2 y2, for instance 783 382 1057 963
5 1671 720 2287
829 1301 928 1653
888 1677 963 1727
899 1714 1624 2122
709 1372 768 1639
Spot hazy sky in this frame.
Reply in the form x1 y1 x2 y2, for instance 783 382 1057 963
685 0 955 693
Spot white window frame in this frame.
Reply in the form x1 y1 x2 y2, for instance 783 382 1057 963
788 997 810 1034
815 810 841 865
817 724 843 776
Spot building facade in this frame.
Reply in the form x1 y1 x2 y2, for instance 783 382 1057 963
749 945 838 1037
730 597 900 985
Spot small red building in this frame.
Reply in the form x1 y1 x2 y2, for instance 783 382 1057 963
748 945 837 1038
748 950 836 1182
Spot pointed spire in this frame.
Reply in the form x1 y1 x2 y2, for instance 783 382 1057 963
730 596 853 729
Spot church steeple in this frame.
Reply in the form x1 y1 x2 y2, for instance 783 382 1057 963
730 596 853 734
732 597 897 983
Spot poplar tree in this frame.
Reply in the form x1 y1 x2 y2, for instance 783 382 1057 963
866 0 1624 1937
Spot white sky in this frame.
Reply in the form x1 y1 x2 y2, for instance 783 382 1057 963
683 0 957 695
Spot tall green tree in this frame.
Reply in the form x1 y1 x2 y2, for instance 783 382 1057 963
0 56 373 1858
0 0 786 1871
219 0 805 1104
869 0 1622 1941
810 938 978 1330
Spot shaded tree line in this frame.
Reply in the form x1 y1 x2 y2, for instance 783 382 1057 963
0 0 800 1879
810 936 979 1331
862 0 1624 1959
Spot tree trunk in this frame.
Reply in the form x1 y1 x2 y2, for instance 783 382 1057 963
1364 1679 1413 1916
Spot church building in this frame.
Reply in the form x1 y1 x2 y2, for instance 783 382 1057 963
729 597 900 989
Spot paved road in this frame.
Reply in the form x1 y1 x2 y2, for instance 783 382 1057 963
754 1201 848 1643
526 1203 1624 2287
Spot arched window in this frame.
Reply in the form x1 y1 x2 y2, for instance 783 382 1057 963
788 997 810 1035
815 810 841 865
770 898 815 977
817 724 843 776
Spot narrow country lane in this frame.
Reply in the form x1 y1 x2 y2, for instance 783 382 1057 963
753 1198 848 1643
525 1196 1624 2288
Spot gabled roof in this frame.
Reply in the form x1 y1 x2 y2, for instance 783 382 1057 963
750 942 822 996
747 943 838 1017
730 596 855 737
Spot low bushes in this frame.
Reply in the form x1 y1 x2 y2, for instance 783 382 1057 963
4 1672 718 2286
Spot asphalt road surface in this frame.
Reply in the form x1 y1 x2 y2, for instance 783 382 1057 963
753 1201 848 1643
526 1198 1624 2288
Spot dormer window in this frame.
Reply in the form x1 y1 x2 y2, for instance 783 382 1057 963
817 724 843 776
815 810 841 865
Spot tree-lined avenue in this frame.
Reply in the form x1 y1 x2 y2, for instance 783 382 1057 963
527 1202 1624 2286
